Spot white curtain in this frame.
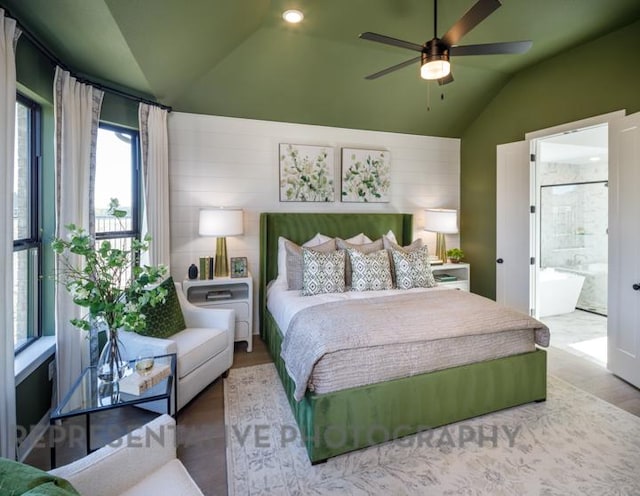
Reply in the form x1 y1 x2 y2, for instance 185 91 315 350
139 103 170 269
54 67 103 401
0 8 21 461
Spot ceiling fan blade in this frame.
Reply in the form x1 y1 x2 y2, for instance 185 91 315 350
364 56 421 80
438 73 454 85
450 40 532 56
359 32 424 53
441 0 502 47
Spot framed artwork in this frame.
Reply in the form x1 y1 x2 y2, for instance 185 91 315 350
279 144 335 202
341 148 391 203
230 257 248 278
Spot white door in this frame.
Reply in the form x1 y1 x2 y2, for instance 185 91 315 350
608 112 640 387
496 141 532 314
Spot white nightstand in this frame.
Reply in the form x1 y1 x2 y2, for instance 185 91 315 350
431 263 470 291
182 274 253 352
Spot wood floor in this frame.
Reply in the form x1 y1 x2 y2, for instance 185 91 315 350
26 338 640 496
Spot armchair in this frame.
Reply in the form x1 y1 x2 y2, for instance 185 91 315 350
120 282 234 412
49 414 202 496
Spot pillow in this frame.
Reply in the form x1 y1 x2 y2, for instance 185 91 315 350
137 276 187 338
384 237 424 285
0 457 80 495
344 232 373 245
276 234 333 283
302 249 346 296
384 230 398 244
285 238 337 290
383 236 423 253
348 249 393 291
304 232 333 247
391 246 437 289
336 238 384 287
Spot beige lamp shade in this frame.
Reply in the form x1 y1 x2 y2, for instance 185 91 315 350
199 208 243 277
424 208 458 263
198 208 244 237
424 208 458 234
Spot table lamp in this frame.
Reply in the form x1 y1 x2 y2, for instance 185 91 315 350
424 208 458 263
198 208 243 277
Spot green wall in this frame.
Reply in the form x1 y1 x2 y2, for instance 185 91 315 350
460 19 640 299
16 356 54 451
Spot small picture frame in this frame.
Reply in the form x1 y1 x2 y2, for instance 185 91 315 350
230 257 248 278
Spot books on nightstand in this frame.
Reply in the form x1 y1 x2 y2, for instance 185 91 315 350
434 274 458 282
119 363 171 396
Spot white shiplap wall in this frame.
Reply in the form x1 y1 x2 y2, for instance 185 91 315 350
168 112 460 332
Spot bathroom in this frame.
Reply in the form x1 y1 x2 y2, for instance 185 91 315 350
535 125 608 365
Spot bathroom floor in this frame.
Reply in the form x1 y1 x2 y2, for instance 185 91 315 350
540 310 607 367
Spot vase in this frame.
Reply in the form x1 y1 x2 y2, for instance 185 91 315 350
97 330 130 383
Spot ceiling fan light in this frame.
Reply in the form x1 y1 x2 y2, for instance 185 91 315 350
282 9 304 23
420 59 450 80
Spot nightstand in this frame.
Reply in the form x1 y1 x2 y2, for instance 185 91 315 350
182 275 253 352
431 263 470 291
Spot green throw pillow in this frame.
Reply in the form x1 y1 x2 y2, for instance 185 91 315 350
137 276 187 338
0 457 80 495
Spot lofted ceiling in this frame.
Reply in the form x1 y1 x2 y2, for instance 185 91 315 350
3 0 640 137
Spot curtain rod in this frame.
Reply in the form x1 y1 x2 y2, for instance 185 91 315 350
3 6 172 112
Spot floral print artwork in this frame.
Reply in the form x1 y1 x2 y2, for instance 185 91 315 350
341 148 390 202
279 144 335 202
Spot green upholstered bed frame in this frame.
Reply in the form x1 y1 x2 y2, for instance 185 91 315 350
259 212 547 463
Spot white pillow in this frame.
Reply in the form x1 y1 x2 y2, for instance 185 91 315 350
345 232 372 244
385 230 397 244
276 233 334 282
305 233 333 247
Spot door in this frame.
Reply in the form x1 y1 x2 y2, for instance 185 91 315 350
496 141 532 314
608 112 640 387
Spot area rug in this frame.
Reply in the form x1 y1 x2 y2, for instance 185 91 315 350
225 363 640 495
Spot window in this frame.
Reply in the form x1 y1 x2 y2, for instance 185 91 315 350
13 95 41 352
94 124 141 283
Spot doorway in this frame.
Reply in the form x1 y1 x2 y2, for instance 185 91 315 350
533 125 608 366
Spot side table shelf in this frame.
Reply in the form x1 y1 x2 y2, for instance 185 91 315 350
183 275 253 352
431 263 471 291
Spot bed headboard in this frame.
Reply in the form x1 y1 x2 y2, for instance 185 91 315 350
258 212 413 330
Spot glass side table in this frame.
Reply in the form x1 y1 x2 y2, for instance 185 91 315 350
49 353 177 468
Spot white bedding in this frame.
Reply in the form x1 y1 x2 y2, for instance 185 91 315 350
267 282 548 397
267 278 450 336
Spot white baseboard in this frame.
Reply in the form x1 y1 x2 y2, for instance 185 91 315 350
17 409 51 462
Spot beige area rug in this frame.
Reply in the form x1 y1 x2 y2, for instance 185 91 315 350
225 364 640 495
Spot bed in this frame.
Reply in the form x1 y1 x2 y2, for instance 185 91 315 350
259 212 547 464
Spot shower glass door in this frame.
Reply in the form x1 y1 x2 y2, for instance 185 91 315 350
539 181 608 315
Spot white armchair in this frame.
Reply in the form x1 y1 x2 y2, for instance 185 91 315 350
120 282 234 412
49 415 202 496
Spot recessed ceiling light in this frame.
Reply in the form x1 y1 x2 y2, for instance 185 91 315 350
589 156 601 162
282 9 304 24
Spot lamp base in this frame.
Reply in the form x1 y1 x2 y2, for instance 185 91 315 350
435 233 447 263
214 237 229 277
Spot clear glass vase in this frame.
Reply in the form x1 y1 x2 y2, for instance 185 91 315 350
97 330 130 383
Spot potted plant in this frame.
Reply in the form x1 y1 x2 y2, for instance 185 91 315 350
52 199 168 383
446 248 464 264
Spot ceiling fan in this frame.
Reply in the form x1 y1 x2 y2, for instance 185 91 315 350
359 0 532 85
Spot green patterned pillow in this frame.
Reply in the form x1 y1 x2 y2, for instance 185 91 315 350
285 238 337 290
391 246 437 289
384 237 423 286
137 277 186 338
348 248 393 291
336 238 384 287
302 249 346 296
0 457 80 495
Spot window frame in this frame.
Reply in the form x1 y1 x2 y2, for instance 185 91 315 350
94 123 142 246
14 93 42 354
